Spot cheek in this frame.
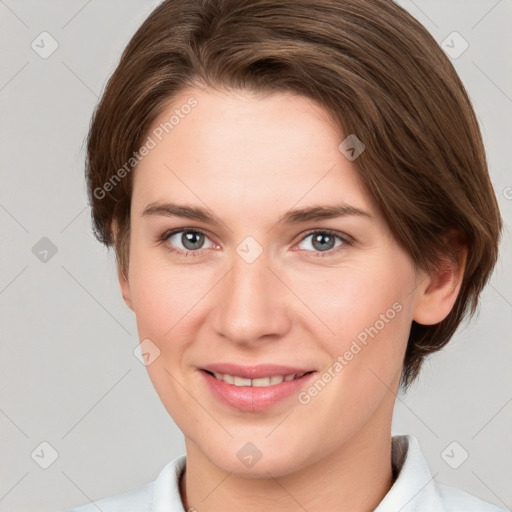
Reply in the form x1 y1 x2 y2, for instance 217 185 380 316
290 260 410 344
128 241 209 338
130 271 173 340
127 251 209 428
297 260 414 401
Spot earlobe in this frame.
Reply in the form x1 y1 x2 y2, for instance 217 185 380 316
413 239 467 326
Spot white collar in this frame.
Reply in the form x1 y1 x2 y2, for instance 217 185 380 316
151 436 434 511
75 435 504 511
376 434 443 511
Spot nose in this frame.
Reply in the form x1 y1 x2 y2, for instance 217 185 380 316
209 251 293 345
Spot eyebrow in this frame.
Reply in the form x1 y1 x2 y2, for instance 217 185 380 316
142 201 373 225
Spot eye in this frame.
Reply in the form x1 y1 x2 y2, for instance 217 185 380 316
159 228 352 258
160 228 216 256
295 230 351 257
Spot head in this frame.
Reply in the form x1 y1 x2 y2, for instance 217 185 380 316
86 0 501 476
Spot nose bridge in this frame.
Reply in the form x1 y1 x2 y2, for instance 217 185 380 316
211 247 291 343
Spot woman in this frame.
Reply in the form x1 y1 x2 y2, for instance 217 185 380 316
66 0 505 510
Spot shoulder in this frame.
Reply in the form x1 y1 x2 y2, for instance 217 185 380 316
60 454 187 512
376 435 508 512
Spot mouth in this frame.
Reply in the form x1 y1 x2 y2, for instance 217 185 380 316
202 369 315 387
198 365 318 412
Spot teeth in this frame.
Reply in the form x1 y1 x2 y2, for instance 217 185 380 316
270 375 283 385
223 373 234 385
211 372 306 387
252 377 275 387
234 376 252 386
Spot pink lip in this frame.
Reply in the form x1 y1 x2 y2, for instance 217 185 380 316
199 367 317 412
201 363 314 379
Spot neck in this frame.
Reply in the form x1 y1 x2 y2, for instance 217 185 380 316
179 420 395 512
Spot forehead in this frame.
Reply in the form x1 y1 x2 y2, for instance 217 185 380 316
132 86 376 221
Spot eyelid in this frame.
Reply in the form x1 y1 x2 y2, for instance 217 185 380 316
297 228 354 246
160 226 211 240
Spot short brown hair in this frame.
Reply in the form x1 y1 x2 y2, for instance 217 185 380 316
86 0 502 389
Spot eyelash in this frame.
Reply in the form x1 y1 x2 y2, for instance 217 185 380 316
158 228 353 259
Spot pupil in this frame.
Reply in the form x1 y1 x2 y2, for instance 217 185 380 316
183 232 203 250
313 233 334 251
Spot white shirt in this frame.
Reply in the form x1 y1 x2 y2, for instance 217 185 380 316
65 435 507 512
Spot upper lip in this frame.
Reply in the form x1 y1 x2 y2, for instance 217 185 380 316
201 363 315 379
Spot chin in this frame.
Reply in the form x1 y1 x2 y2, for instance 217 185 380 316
197 435 315 479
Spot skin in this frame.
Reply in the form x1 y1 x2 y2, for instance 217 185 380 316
118 86 465 512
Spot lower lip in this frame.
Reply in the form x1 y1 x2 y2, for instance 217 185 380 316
199 370 317 412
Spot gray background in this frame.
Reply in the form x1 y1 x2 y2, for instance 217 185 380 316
0 1 510 511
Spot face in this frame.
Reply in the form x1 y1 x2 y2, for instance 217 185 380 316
120 86 429 477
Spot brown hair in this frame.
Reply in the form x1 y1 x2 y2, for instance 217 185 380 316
86 0 502 389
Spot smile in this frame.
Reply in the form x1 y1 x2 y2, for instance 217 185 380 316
206 370 310 387
200 368 317 412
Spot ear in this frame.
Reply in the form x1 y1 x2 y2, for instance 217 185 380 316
117 264 134 311
413 232 467 325
112 219 134 311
